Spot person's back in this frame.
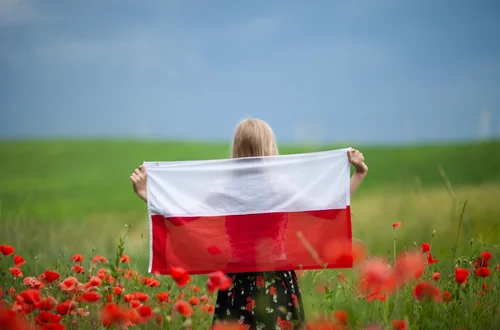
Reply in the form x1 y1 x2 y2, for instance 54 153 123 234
210 118 306 330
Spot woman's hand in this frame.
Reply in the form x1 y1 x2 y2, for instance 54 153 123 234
130 165 147 202
348 149 368 175
348 149 367 197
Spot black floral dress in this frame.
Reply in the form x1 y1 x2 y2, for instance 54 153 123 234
212 270 306 330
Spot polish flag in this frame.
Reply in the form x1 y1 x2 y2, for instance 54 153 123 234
145 148 353 275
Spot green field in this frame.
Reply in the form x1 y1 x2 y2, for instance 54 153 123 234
1 139 500 329
1 139 500 267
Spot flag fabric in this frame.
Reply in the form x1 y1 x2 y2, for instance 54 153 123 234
144 148 353 275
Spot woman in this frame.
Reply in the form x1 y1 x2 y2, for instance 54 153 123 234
130 118 368 329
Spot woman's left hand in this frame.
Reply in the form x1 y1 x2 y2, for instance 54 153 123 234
348 149 368 175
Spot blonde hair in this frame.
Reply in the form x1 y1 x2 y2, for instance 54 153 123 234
230 118 279 158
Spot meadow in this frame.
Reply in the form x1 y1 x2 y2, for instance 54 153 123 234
1 139 500 329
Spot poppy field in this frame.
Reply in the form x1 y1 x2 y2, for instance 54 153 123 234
1 140 500 329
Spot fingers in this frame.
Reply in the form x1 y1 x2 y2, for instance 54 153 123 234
347 149 364 165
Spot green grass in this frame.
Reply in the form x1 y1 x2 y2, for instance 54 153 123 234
1 139 499 222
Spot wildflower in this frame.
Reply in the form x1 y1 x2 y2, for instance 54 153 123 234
156 292 169 302
36 311 62 325
9 267 23 277
455 268 469 284
475 267 491 278
334 310 348 325
391 320 407 329
392 222 401 228
39 271 60 284
395 251 425 283
71 265 84 274
170 266 191 288
113 287 124 295
23 277 44 289
130 300 141 308
120 254 130 263
432 272 441 281
442 291 452 302
101 303 130 327
14 255 26 267
17 289 41 313
173 300 193 317
56 300 76 315
141 277 160 287
71 254 83 262
92 255 107 264
59 277 78 291
426 253 438 265
189 296 200 306
358 257 398 297
35 296 58 311
420 243 430 253
0 244 15 256
206 271 232 293
413 281 441 302
81 292 101 303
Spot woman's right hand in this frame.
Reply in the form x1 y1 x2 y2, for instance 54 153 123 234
130 165 147 202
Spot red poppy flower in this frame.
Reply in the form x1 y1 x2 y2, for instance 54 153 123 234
173 300 193 317
128 292 146 302
71 254 83 262
420 243 430 253
170 266 191 288
36 311 62 325
358 257 398 297
138 305 153 319
455 268 469 284
395 252 425 283
156 292 168 302
14 255 26 267
22 277 43 289
475 267 491 278
201 304 215 314
391 320 407 330
71 265 84 274
334 310 348 325
426 253 438 265
35 296 58 311
442 291 451 302
189 285 201 292
120 254 130 263
392 222 401 228
92 255 107 264
59 277 78 291
39 271 60 284
413 281 441 302
81 292 101 303
101 303 131 327
432 272 441 281
56 300 76 315
9 267 23 277
130 300 141 308
0 244 15 256
189 296 200 306
141 277 160 287
113 287 124 295
206 271 232 293
41 323 65 330
479 251 492 262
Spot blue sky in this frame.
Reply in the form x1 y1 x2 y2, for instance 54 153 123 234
1 0 499 144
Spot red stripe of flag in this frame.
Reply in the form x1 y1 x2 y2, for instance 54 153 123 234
150 207 351 275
